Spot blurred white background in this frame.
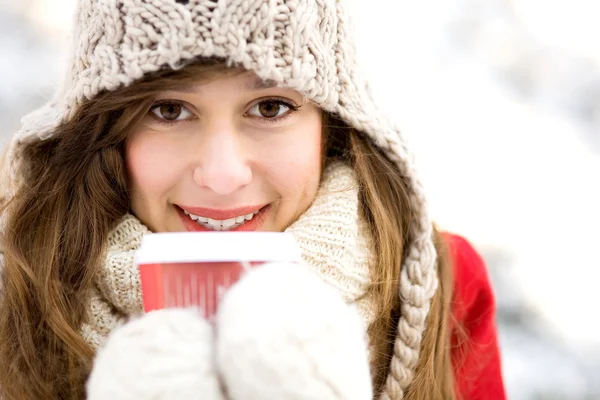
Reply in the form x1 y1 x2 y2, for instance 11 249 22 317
2 0 599 398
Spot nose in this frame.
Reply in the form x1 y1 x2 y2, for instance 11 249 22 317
192 127 252 195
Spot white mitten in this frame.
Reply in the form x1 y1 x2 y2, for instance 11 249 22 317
86 308 223 400
215 262 373 400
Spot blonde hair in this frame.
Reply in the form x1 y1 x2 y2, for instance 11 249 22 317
0 62 455 399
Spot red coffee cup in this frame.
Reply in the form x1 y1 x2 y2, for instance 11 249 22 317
135 232 302 318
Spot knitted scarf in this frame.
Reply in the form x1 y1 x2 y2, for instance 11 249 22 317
81 161 376 350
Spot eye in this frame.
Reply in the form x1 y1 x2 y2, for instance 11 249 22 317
150 101 193 122
247 100 297 119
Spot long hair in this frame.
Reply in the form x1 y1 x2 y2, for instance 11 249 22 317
0 62 455 399
326 116 456 399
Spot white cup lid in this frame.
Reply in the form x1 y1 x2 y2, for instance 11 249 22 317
134 232 303 264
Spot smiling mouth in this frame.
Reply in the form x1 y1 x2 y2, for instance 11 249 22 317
182 209 261 231
177 204 269 231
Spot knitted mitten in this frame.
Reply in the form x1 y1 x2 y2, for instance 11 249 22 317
86 263 372 400
216 263 373 400
86 308 223 400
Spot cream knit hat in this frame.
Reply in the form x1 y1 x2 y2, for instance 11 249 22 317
7 1 438 398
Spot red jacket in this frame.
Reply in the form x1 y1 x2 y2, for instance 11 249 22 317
446 233 507 400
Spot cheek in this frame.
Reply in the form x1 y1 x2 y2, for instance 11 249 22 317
260 123 323 197
125 134 183 200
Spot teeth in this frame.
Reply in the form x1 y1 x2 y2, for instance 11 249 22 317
183 209 260 231
184 211 197 221
222 218 237 228
206 218 219 226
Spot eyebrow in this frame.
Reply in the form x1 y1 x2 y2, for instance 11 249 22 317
242 76 279 91
162 75 279 94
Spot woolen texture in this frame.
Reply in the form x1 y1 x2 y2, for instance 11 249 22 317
87 263 373 400
87 309 222 400
6 1 439 397
216 262 373 400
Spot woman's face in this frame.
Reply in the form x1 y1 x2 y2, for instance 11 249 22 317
126 70 323 232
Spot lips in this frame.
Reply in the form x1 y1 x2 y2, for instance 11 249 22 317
176 204 270 232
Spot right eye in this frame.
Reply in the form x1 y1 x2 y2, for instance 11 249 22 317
150 101 194 122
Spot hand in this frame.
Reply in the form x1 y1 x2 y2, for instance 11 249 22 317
216 263 373 400
87 263 372 400
86 309 222 400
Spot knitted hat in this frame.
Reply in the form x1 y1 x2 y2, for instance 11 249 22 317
7 1 438 398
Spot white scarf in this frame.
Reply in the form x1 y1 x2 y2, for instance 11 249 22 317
81 162 376 349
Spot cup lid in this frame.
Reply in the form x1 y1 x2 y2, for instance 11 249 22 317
134 232 303 264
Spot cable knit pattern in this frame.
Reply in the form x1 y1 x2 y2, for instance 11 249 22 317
80 291 123 350
7 1 439 397
81 162 376 349
99 217 150 315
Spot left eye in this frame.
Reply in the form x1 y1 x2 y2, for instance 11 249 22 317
150 102 193 121
247 100 291 119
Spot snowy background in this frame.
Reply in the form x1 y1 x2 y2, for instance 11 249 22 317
1 0 599 398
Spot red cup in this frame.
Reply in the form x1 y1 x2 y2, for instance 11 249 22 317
135 232 302 318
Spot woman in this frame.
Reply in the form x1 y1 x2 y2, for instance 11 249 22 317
0 0 506 399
